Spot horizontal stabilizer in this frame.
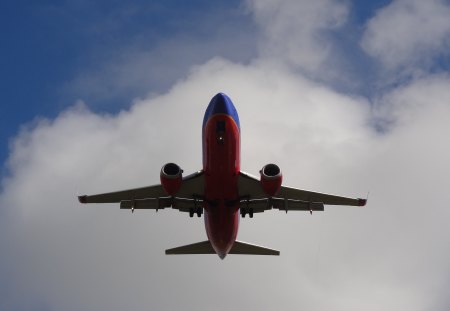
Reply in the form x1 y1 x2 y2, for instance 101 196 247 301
166 241 215 255
230 241 280 255
165 240 279 256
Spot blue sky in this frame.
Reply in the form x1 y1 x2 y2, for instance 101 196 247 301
0 0 398 167
1 1 450 310
1 0 254 166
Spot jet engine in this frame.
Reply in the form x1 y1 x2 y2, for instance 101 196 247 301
160 163 183 196
260 163 282 197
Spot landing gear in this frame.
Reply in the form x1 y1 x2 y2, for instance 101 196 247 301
240 208 254 218
189 207 203 218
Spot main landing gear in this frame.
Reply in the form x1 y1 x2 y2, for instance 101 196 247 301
189 207 203 218
240 208 254 218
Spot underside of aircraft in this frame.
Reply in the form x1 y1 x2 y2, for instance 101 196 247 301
78 93 366 259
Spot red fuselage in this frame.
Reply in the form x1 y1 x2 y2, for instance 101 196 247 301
202 94 241 259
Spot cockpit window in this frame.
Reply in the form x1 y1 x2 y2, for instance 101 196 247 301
216 120 226 133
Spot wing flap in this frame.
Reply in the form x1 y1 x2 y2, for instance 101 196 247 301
271 198 324 211
119 197 204 212
120 197 171 209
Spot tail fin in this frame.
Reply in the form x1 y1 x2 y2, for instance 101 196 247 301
165 240 279 256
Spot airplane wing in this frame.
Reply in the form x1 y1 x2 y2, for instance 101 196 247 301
78 170 205 215
238 171 366 216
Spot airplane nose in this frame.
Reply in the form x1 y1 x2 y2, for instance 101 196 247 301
203 92 240 130
209 93 230 114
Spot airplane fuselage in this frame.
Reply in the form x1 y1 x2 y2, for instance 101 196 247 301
202 93 241 258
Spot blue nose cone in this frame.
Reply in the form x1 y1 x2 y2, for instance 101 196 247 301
209 93 233 115
203 93 240 130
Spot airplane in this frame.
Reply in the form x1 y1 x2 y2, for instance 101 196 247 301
78 93 366 259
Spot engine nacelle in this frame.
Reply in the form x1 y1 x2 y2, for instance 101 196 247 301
160 163 183 196
260 163 282 197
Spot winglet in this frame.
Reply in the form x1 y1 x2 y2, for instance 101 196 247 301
78 195 87 204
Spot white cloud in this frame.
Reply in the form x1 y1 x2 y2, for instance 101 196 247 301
246 0 349 72
2 56 450 310
2 1 450 310
361 0 450 72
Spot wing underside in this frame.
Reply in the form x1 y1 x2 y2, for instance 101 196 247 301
79 170 365 214
238 171 366 215
79 170 365 215
78 170 205 214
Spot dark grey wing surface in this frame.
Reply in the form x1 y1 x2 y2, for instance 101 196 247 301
78 170 205 213
78 184 165 204
238 171 366 214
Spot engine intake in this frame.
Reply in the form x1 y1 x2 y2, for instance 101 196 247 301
160 163 183 196
260 163 282 197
